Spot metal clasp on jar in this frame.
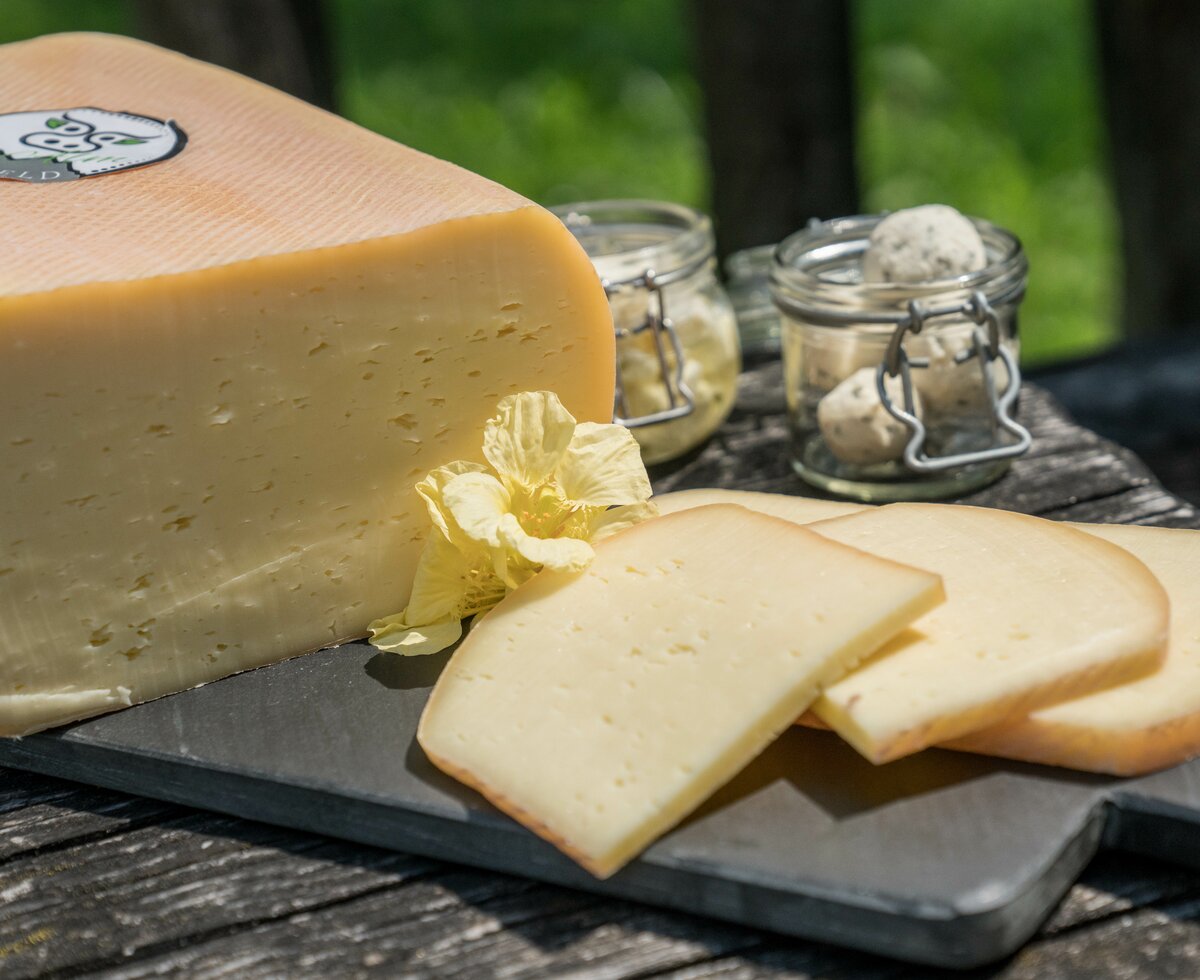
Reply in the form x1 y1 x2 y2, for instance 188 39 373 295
876 290 1032 473
605 260 707 428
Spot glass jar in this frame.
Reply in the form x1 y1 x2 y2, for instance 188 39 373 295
725 244 782 359
553 200 741 465
770 213 1030 502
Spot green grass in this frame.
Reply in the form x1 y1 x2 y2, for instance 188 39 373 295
4 0 1117 363
330 0 707 208
0 0 131 38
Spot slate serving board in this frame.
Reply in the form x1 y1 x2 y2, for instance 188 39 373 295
5 372 1200 969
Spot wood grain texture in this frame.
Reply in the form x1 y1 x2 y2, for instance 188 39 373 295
0 769 178 861
4 365 1200 979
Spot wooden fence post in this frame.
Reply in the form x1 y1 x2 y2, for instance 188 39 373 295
135 0 337 112
692 0 860 258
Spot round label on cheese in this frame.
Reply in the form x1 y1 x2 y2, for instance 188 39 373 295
0 107 186 182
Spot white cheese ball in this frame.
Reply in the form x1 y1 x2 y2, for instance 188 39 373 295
861 205 987 283
817 366 921 466
911 333 1010 421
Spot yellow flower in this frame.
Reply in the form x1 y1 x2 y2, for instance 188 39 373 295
368 391 656 656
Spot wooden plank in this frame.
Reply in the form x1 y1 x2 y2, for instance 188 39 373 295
43 849 1108 980
94 880 769 980
7 784 1185 980
646 948 914 979
964 446 1152 517
987 894 1200 980
0 769 179 861
0 811 437 978
1039 483 1199 528
1041 853 1200 936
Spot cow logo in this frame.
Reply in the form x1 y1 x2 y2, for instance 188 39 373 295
0 107 186 183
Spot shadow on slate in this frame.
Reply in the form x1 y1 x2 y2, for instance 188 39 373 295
5 366 1200 969
4 642 1200 969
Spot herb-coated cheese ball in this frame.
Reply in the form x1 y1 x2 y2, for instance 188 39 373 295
861 205 987 283
817 366 921 466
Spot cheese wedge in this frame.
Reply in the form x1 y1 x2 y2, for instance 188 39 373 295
806 504 1169 763
653 488 867 523
949 523 1200 775
418 504 944 877
0 34 614 736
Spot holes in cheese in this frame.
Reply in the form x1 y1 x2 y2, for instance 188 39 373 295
417 504 944 878
807 504 1169 764
653 488 867 523
948 524 1200 775
0 34 614 736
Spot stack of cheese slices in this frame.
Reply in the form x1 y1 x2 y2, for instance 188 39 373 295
421 489 1200 878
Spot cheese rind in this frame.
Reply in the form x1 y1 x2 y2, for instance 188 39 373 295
418 504 944 878
949 523 1200 775
652 488 867 523
807 504 1169 763
0 34 614 735
3 33 533 295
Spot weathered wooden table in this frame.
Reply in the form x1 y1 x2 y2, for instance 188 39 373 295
4 363 1200 979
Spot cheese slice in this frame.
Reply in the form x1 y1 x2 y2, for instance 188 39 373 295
806 504 1169 763
418 504 944 877
0 34 614 736
656 491 1186 770
949 523 1200 775
653 488 867 523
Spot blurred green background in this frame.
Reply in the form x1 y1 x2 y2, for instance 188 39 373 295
3 0 1116 364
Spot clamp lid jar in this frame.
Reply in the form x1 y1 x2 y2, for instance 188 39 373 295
769 213 1030 502
725 244 782 359
553 200 741 465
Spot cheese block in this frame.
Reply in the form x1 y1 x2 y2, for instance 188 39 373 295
418 504 944 878
805 504 1169 763
949 524 1200 775
0 34 614 736
653 488 867 523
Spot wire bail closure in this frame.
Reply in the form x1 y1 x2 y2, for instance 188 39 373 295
875 290 1032 473
606 259 707 429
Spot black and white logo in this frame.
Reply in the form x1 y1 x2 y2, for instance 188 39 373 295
0 107 187 182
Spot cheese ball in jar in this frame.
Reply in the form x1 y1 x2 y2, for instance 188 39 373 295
553 200 741 465
770 209 1029 502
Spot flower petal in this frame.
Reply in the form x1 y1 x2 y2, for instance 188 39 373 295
556 421 653 507
415 460 490 551
589 499 659 542
442 471 512 548
368 613 463 656
405 532 474 624
497 512 594 572
482 391 576 490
